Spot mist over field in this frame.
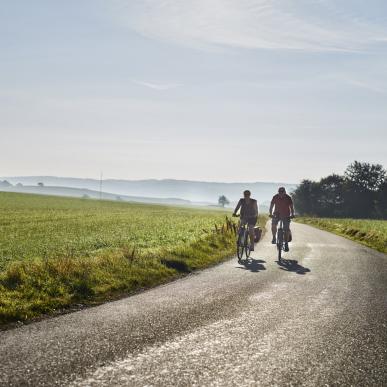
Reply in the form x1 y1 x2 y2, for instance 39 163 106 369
1 176 296 205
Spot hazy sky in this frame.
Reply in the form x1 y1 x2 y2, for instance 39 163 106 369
1 0 387 183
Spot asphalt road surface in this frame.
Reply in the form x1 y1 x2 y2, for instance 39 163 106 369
1 223 386 386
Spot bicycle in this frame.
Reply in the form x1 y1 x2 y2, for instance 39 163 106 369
234 215 252 262
274 216 294 261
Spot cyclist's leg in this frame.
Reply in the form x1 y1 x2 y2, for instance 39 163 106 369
247 217 257 250
283 218 291 251
283 218 290 241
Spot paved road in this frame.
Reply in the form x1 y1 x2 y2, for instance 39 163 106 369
1 223 386 386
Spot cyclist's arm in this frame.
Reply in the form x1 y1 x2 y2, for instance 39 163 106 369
233 199 242 215
269 200 275 216
253 201 258 217
290 202 295 217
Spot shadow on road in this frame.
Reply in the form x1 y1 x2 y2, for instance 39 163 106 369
236 258 266 272
276 259 311 275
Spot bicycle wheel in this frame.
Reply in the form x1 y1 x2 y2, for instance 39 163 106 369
277 228 283 261
237 231 245 260
237 243 244 260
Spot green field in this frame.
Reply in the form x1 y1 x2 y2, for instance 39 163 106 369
0 192 233 269
0 192 266 324
297 217 387 254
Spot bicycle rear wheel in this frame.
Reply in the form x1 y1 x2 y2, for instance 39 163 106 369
277 228 283 261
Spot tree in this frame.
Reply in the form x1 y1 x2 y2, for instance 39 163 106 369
218 195 230 207
317 174 346 217
0 180 12 188
38 182 44 187
344 161 386 218
291 179 321 216
292 161 386 219
345 161 385 192
375 179 387 219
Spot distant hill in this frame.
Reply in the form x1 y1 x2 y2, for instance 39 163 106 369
1 176 297 206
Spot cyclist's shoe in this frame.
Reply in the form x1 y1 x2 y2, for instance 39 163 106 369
271 237 276 244
284 242 289 252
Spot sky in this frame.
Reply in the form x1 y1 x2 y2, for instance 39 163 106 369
1 0 387 183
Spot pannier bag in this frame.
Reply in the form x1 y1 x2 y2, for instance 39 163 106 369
254 227 262 243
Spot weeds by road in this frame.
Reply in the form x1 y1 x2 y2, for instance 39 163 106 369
296 217 387 254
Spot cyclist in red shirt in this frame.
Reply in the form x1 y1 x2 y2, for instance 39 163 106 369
269 187 295 251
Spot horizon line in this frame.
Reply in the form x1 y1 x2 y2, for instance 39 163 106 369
1 175 298 186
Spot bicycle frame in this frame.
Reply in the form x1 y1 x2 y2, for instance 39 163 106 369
276 217 288 261
237 222 251 261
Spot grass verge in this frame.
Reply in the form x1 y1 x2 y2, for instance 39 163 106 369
0 213 267 325
296 217 387 254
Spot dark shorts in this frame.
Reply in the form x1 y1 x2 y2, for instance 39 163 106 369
272 216 291 231
241 216 258 227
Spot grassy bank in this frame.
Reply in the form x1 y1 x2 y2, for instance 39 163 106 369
297 217 387 254
0 192 267 324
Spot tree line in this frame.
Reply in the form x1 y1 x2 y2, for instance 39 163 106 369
292 161 387 219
